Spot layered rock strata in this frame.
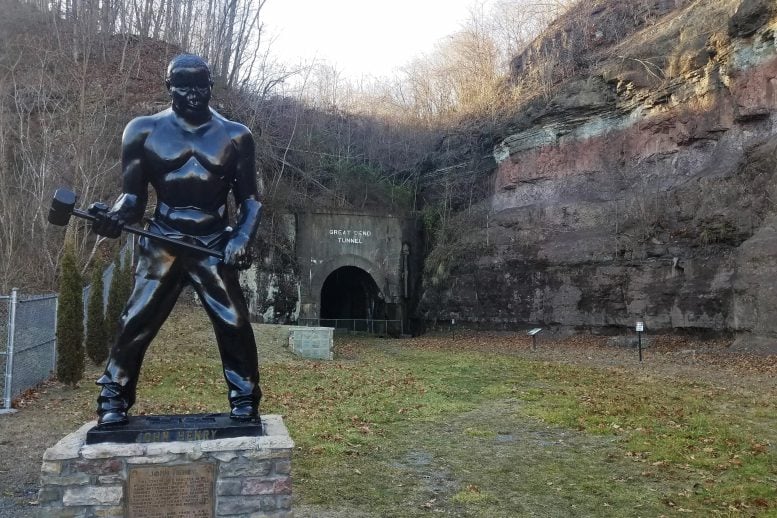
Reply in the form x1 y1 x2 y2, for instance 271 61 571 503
423 1 777 348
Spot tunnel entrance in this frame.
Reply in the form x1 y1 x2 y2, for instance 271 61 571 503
320 266 385 320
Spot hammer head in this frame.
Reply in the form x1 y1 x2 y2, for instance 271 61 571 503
48 188 77 226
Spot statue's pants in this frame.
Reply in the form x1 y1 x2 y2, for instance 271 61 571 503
97 236 260 412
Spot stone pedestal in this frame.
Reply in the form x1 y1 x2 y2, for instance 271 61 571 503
38 415 294 517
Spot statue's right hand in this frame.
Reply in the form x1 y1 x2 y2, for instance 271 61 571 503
90 204 124 239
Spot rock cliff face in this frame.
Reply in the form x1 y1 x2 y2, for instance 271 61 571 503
421 0 777 348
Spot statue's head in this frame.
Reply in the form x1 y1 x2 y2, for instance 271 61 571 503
165 54 213 118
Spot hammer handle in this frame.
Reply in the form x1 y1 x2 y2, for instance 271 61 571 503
73 208 225 260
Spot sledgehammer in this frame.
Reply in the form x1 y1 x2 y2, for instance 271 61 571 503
48 188 225 260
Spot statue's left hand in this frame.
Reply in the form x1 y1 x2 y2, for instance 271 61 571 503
224 231 253 270
90 207 125 239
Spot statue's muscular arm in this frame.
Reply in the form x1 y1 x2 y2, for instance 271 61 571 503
223 121 262 268
92 116 153 238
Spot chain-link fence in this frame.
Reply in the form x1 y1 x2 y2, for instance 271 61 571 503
297 318 403 336
1 291 58 409
1 261 122 410
8 294 57 406
0 295 9 408
0 237 135 409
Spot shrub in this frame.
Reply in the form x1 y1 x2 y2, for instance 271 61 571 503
105 253 124 344
85 261 108 365
121 247 134 305
105 245 135 345
56 241 84 386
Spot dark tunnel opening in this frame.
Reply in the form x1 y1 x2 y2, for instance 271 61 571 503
320 266 385 320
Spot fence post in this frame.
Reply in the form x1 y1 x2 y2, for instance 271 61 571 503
3 288 18 409
53 294 59 372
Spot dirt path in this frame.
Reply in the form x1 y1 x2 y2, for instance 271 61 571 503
0 372 96 517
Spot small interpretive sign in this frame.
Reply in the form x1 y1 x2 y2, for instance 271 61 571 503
636 322 644 332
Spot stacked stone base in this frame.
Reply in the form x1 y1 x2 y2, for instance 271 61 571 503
39 415 294 517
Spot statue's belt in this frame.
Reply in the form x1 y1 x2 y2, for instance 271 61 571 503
156 201 226 221
149 202 230 249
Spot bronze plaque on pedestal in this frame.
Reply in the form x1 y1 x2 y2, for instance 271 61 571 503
127 463 215 517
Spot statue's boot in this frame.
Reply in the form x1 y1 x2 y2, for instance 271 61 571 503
96 375 131 427
229 394 260 422
226 370 260 423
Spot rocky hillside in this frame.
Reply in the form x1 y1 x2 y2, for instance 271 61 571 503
420 0 777 350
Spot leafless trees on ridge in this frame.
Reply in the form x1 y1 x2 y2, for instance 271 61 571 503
21 0 269 88
0 0 583 292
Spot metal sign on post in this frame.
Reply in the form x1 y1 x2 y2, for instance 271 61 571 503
636 321 644 362
528 328 543 350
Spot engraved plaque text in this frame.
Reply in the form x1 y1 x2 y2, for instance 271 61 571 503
128 464 215 518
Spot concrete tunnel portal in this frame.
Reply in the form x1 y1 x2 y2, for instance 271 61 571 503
295 212 422 333
320 266 385 320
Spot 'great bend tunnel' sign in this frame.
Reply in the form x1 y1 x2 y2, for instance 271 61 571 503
329 229 373 244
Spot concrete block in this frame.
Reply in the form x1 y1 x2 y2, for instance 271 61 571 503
288 327 334 360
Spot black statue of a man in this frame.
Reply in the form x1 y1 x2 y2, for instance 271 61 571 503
92 54 262 427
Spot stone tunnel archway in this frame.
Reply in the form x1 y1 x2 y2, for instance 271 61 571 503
307 253 388 324
295 212 423 329
320 266 385 320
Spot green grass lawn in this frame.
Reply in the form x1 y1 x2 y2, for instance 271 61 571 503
120 309 777 517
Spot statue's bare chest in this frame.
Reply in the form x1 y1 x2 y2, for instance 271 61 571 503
143 119 236 179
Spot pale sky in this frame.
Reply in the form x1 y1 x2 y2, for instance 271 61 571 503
262 0 490 80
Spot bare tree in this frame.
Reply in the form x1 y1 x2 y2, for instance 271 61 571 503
20 0 271 87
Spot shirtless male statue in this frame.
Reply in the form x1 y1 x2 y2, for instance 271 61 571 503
92 54 262 427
